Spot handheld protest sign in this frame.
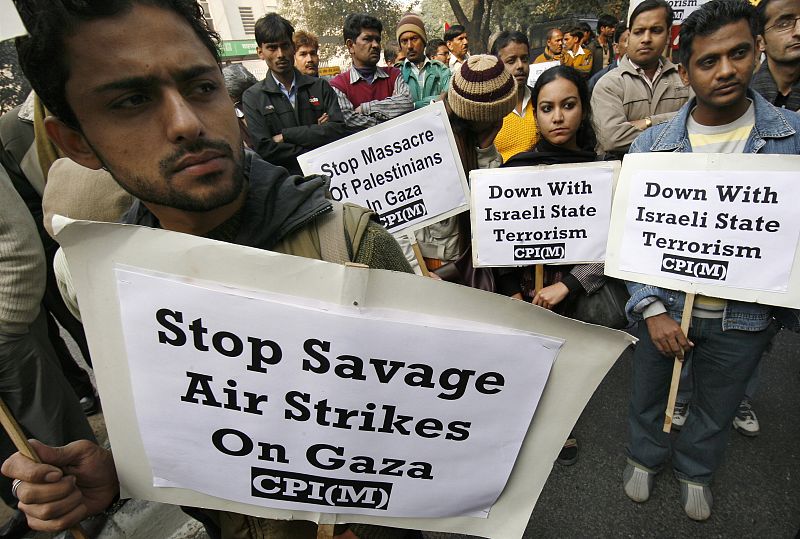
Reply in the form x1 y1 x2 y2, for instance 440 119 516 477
527 61 560 88
53 216 633 539
470 162 619 267
1 0 27 41
605 153 800 308
298 101 469 236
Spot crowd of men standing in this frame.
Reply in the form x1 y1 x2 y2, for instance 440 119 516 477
0 0 799 537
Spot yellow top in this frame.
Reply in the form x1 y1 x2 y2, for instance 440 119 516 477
495 98 539 163
562 48 592 77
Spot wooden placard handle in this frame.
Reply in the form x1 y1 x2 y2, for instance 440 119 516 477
662 292 696 433
534 265 544 295
406 233 429 277
317 523 335 539
0 399 88 539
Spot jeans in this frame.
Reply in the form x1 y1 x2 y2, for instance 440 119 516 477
626 317 776 485
677 345 763 404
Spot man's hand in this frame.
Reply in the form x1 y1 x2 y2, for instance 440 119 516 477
317 113 329 125
629 118 649 131
1 439 119 533
354 105 363 114
533 282 569 310
271 133 284 143
645 313 694 358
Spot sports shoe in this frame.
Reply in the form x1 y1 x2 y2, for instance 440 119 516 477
679 480 713 521
623 461 654 502
733 399 759 437
556 435 578 466
672 401 689 430
79 394 100 416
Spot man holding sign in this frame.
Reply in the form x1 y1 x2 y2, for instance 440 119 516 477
622 0 800 521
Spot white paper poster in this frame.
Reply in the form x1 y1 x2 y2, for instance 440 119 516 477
298 101 468 235
471 163 617 267
0 1 27 41
527 61 560 88
606 153 800 308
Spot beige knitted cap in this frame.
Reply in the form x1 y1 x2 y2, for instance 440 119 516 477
447 54 517 123
396 13 427 43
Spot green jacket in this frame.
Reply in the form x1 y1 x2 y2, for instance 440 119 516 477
400 58 451 109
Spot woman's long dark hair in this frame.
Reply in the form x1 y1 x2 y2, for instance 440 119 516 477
531 66 597 152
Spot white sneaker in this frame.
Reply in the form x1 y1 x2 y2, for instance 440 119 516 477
732 399 759 437
623 461 654 502
672 401 689 430
680 480 713 521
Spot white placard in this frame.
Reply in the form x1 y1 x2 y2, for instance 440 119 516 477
471 163 618 267
1 0 27 40
115 266 559 518
55 217 635 538
527 61 560 88
298 101 468 235
606 153 800 307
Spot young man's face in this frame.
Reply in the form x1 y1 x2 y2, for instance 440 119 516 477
399 31 425 64
547 30 564 53
563 32 579 51
447 32 469 59
498 41 530 90
295 45 320 76
627 7 670 68
50 4 243 212
432 44 450 63
679 19 756 119
759 0 800 65
258 38 295 76
601 24 616 39
347 28 382 68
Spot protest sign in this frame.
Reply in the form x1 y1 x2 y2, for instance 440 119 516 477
605 153 800 308
628 0 709 23
298 101 468 235
1 0 27 41
527 61 560 88
470 162 618 267
54 217 634 538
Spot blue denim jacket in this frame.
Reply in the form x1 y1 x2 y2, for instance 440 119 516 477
625 90 800 332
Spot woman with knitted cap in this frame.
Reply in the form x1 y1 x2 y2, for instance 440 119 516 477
414 54 517 278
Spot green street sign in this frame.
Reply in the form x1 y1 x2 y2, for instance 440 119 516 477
219 40 259 58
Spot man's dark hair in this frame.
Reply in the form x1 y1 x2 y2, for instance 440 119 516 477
491 30 529 56
384 45 398 63
564 26 584 41
578 21 594 41
629 0 674 28
254 12 294 47
425 38 445 58
597 14 618 33
679 0 758 66
756 0 778 33
532 65 597 151
343 13 382 42
13 0 219 130
444 24 467 42
614 22 628 44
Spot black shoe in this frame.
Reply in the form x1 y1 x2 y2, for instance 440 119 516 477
80 394 100 416
556 436 578 466
0 510 29 539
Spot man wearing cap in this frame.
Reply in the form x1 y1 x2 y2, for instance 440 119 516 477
329 13 413 129
397 13 452 109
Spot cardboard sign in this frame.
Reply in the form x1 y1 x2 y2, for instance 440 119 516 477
1 0 27 41
470 163 618 267
298 101 469 235
527 61 560 88
606 153 800 307
54 217 634 538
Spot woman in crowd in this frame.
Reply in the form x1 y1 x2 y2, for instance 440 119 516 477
498 65 608 465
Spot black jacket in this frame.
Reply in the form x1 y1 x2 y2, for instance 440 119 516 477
242 69 352 175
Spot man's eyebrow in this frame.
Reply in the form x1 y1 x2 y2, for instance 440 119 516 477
92 65 219 94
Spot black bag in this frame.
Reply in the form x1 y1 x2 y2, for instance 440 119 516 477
562 278 630 329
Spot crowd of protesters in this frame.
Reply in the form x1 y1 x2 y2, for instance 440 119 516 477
0 0 799 537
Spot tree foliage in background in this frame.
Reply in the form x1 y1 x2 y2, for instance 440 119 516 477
0 41 31 114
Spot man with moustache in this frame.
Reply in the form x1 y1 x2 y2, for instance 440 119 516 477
396 13 451 109
534 28 563 63
293 30 321 77
591 0 689 157
242 13 350 175
444 24 470 72
752 0 800 109
492 31 539 162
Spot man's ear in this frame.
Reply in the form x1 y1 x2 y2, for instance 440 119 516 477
678 62 690 87
257 45 265 61
756 34 766 53
44 117 103 170
345 38 355 55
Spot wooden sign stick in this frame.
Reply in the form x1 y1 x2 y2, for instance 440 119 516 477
662 292 695 433
534 265 544 295
317 524 335 539
0 398 87 539
406 233 429 277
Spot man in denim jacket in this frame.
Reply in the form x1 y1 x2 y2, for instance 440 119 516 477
622 0 800 522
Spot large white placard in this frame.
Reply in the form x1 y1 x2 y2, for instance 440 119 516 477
527 61 560 88
115 267 559 518
471 163 618 267
55 217 635 538
606 153 800 307
1 0 27 41
298 101 468 235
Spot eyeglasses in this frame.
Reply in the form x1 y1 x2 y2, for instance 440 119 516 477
765 15 800 33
